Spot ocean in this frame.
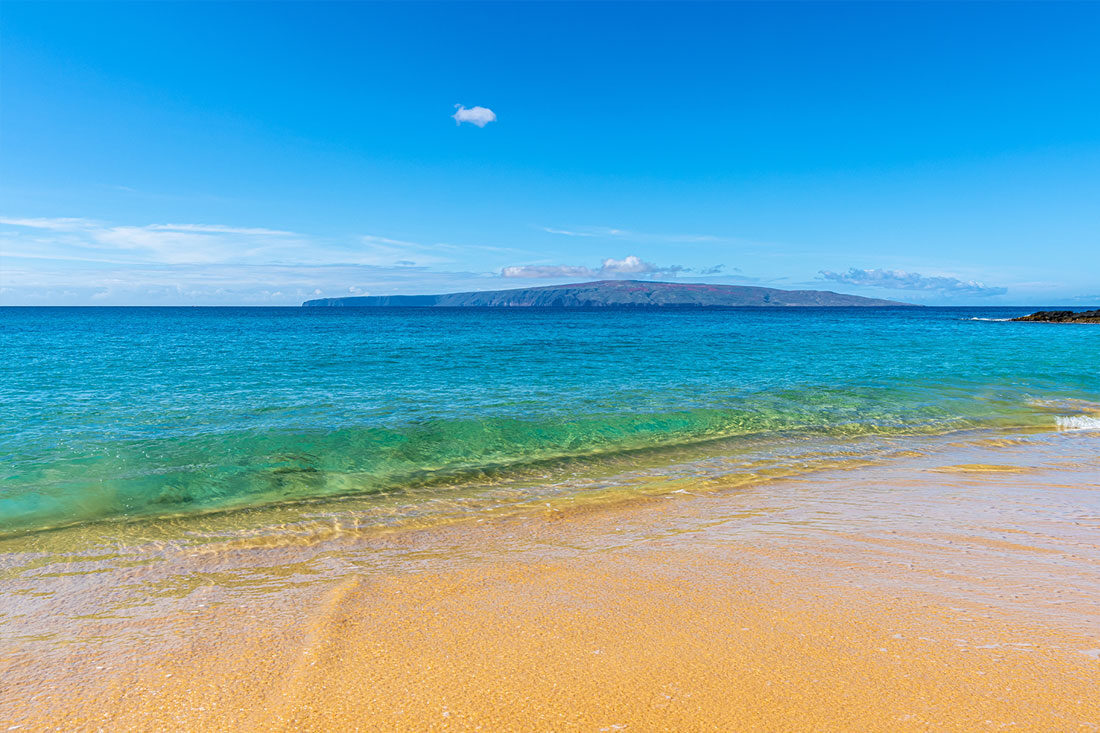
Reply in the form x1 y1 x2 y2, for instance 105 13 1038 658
2 305 1097 540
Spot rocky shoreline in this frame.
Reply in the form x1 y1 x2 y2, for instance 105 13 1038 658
1011 309 1100 323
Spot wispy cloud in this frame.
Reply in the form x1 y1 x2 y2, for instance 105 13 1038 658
357 235 456 267
452 104 496 127
500 264 596 279
819 268 1007 296
146 224 296 236
0 260 498 306
0 216 309 265
0 216 97 231
0 217 506 269
501 255 712 280
0 216 518 304
541 227 599 238
541 226 724 243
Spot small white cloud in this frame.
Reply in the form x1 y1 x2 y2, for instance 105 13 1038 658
452 104 496 127
600 255 657 275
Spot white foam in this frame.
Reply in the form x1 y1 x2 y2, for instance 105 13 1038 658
1055 415 1100 431
965 317 1012 322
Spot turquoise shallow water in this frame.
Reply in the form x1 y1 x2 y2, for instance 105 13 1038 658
1 306 1097 536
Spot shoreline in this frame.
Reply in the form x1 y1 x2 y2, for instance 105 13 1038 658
0 419 1082 548
2 428 1099 729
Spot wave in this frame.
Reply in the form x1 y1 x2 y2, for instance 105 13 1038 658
1031 398 1100 430
1055 415 1100 431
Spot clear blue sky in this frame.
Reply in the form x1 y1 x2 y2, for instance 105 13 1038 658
2 1 1098 305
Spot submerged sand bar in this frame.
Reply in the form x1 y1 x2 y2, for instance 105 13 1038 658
2 429 1099 730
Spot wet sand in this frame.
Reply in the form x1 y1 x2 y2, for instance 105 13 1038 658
2 429 1099 730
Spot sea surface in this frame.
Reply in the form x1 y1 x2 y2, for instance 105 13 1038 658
2 305 1098 540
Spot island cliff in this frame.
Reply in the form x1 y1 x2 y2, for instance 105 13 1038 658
302 280 913 308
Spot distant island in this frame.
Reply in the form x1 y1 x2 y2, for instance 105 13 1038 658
302 280 914 308
1011 309 1100 324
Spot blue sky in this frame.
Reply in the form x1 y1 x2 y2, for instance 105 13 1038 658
1 2 1098 305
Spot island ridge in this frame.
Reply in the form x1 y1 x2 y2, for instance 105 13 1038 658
303 280 914 308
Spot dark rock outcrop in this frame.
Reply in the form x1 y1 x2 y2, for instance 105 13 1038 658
303 280 914 308
1011 309 1100 323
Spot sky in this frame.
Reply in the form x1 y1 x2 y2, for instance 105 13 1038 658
1 1 1098 306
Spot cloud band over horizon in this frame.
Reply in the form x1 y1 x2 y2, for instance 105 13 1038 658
819 268 1008 297
0 216 1078 305
501 255 688 279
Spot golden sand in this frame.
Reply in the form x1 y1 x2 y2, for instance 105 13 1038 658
5 531 1098 731
3 432 1099 730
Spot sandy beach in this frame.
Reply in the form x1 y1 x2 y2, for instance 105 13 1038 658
5 0 1099 728
2 428 1098 731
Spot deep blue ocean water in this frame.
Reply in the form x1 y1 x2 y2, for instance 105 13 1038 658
1 306 1097 536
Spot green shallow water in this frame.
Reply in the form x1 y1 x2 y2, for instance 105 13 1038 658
1 306 1097 536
